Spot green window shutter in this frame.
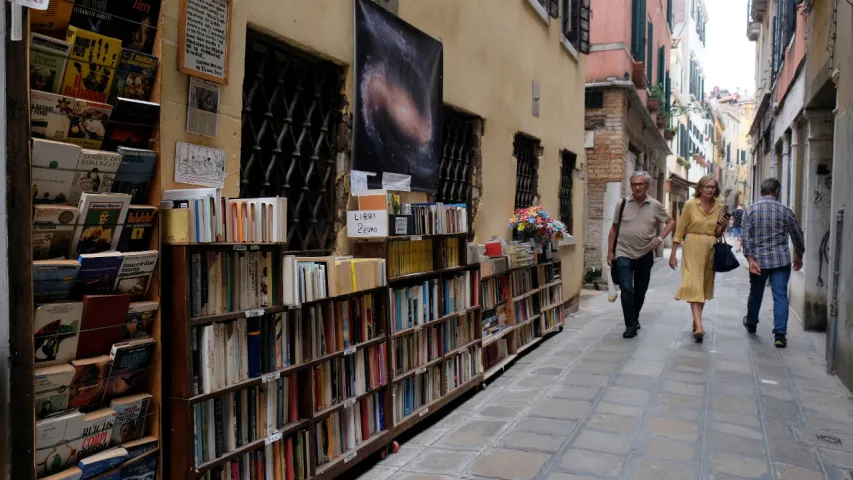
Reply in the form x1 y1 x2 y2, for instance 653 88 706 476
632 0 642 60
658 46 665 89
647 21 654 79
665 70 671 112
667 0 673 30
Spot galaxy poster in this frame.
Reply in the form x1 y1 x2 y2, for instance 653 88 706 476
353 0 443 193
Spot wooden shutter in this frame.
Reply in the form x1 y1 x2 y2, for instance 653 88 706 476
647 22 654 80
631 0 646 61
657 46 665 89
667 0 673 29
549 0 560 18
665 70 671 112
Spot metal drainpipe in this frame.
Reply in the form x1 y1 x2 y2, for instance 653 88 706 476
827 207 844 375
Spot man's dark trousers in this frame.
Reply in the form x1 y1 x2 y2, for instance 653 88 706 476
614 252 654 328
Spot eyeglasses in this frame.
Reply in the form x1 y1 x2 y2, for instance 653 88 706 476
630 182 648 188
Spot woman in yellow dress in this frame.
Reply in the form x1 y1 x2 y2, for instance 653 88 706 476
669 175 729 342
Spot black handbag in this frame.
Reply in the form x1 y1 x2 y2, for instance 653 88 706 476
610 199 627 282
713 236 740 273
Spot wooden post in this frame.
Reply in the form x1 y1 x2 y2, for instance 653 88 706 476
6 7 35 480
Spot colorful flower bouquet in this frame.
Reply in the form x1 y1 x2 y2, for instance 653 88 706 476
508 205 568 242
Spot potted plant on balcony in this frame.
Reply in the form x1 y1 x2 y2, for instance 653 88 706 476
648 83 664 113
677 156 691 168
664 127 676 141
632 61 647 89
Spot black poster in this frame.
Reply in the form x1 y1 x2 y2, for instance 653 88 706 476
353 0 443 193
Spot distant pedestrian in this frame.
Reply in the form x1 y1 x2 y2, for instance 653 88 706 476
669 175 729 343
607 171 676 339
741 178 804 348
731 204 745 252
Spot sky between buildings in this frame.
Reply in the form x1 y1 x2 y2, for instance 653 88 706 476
704 0 757 97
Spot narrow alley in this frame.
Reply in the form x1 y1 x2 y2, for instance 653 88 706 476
356 252 853 480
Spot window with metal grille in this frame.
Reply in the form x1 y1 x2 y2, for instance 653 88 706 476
513 134 540 210
436 107 478 232
240 32 343 251
562 0 591 54
559 150 577 234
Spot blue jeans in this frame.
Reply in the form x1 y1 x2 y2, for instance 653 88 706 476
745 264 792 335
614 252 654 328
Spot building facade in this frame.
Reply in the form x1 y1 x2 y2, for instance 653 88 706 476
583 0 672 278
155 0 590 299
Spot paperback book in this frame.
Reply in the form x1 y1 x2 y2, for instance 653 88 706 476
31 33 71 94
76 252 125 296
33 259 81 303
108 50 158 104
70 192 132 256
109 393 152 445
115 207 157 252
31 90 76 141
67 101 113 150
34 205 80 260
112 250 158 298
61 26 122 103
69 2 158 54
112 147 157 203
32 139 82 205
70 150 123 204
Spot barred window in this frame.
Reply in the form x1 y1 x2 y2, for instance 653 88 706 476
513 134 540 210
436 108 478 231
561 0 591 54
559 150 577 234
240 32 343 251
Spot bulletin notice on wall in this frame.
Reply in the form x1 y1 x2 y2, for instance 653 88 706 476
181 0 229 83
187 77 220 137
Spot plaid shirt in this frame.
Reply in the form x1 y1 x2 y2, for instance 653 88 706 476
742 197 805 270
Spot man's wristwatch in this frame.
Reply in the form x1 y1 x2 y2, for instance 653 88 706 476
656 237 663 243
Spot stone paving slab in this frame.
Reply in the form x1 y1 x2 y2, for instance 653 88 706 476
355 251 853 480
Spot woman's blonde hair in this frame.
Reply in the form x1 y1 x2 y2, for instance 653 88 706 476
693 174 720 198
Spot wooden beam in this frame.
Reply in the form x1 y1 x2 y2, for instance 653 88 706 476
6 7 35 480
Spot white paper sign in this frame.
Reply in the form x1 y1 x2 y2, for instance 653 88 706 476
182 0 229 81
382 172 411 192
265 432 282 445
347 210 388 238
174 142 227 188
10 0 49 11
350 170 376 196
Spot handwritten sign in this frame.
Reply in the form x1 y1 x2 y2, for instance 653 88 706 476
233 245 247 251
343 397 356 408
343 346 357 356
265 432 282 445
261 372 278 384
344 452 357 463
419 407 429 417
347 210 388 238
12 0 50 10
179 0 231 84
245 308 265 318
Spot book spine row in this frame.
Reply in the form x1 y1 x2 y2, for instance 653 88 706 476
392 326 443 377
481 275 508 310
200 429 311 480
387 240 433 278
191 250 276 317
509 269 535 297
193 375 299 467
444 345 481 392
443 311 476 353
441 271 474 315
401 204 467 235
516 323 535 349
436 238 461 269
539 263 560 284
513 297 537 325
390 279 439 333
542 306 561 331
193 312 304 396
307 293 381 358
311 344 387 413
482 338 509 372
392 365 441 423
314 392 385 467
538 284 563 308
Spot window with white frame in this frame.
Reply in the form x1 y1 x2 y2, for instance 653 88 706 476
561 0 591 54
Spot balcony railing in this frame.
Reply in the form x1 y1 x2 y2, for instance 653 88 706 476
746 0 762 41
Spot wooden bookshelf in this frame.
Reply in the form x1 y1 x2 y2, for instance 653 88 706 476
481 259 565 381
351 233 485 445
164 243 394 479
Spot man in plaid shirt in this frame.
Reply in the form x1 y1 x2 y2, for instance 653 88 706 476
742 178 805 347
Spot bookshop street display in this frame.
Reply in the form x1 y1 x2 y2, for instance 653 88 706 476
28 2 164 478
353 0 443 193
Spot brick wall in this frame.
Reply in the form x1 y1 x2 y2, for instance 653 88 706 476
584 90 629 276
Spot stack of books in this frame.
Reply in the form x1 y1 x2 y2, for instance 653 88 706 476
192 312 304 395
192 376 298 465
162 189 288 244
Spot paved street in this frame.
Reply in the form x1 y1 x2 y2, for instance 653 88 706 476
356 251 853 480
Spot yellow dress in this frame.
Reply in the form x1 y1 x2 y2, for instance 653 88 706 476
673 198 723 302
